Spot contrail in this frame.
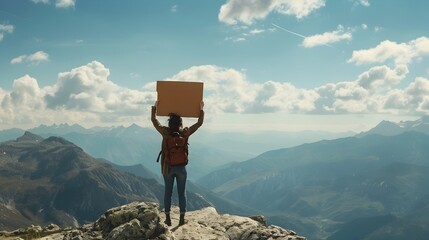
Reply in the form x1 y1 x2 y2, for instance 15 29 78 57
271 23 307 39
271 23 334 48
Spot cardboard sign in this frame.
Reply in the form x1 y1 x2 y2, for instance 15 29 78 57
156 81 204 118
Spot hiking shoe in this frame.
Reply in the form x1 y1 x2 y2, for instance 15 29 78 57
164 217 172 226
179 213 185 226
179 217 185 226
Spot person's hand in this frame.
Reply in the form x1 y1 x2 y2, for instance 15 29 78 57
151 101 158 115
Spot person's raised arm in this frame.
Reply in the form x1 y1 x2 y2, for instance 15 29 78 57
188 102 204 136
151 103 164 134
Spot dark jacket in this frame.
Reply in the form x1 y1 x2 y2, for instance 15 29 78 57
151 108 204 175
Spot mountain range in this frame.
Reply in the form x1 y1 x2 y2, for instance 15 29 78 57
196 116 429 239
0 123 352 179
1 115 429 239
0 132 214 231
356 115 429 137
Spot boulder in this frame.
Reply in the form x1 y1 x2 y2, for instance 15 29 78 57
2 201 306 240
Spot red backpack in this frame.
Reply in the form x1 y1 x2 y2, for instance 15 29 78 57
164 132 188 166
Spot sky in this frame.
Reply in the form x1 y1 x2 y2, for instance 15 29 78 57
1 0 429 132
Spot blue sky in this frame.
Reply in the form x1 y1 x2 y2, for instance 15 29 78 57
1 0 428 132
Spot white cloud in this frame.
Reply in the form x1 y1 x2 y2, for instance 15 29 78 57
380 77 429 114
31 0 50 4
348 37 429 65
225 36 246 42
10 55 26 64
383 89 408 110
2 61 429 127
55 0 75 8
157 65 318 114
405 77 429 98
11 51 49 65
225 26 273 43
45 61 153 114
28 51 50 62
248 81 319 113
320 67 429 115
31 0 75 8
356 65 408 91
314 82 369 113
0 24 14 32
303 25 352 48
0 23 14 41
356 0 370 7
0 75 46 125
249 29 265 35
374 26 382 32
219 0 325 25
129 73 141 79
171 5 178 13
157 65 255 113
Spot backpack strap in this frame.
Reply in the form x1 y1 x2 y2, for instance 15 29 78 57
156 150 162 162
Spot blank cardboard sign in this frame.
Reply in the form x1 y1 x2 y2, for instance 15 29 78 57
156 81 204 118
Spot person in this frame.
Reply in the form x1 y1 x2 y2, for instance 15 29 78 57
151 102 204 226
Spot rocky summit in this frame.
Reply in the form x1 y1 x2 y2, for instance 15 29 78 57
0 201 306 240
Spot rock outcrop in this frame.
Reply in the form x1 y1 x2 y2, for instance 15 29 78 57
0 201 306 240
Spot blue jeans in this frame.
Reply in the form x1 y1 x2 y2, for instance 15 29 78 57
163 166 187 214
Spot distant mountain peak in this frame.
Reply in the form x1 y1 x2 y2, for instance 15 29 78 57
357 115 429 137
30 123 88 135
128 123 141 128
416 115 429 124
377 120 400 127
16 131 44 142
42 136 75 146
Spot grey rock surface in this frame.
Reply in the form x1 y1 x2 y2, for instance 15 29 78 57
0 201 306 240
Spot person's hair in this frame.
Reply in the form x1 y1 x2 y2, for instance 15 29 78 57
168 113 183 132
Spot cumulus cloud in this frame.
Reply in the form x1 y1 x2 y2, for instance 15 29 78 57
381 77 429 113
0 75 46 125
156 65 255 113
1 61 155 126
303 25 352 48
313 65 413 114
356 65 408 91
248 81 319 113
0 23 14 41
348 37 429 65
11 51 49 65
45 61 154 114
145 65 319 114
219 0 325 25
1 60 429 127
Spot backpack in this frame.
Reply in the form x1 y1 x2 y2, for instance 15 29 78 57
157 132 188 166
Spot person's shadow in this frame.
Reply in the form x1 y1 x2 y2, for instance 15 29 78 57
170 222 186 232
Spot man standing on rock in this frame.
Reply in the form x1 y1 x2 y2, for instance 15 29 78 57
151 101 204 226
